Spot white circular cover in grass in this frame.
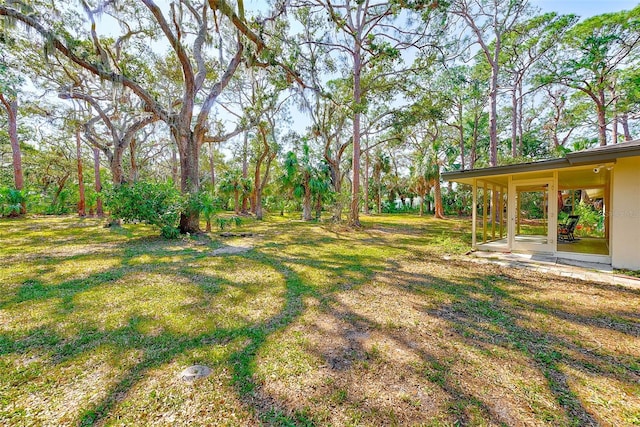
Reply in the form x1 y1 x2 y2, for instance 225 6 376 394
179 365 212 382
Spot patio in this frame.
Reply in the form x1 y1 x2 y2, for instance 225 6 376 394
476 236 609 256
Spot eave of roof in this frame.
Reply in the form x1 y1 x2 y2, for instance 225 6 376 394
442 139 640 183
567 139 640 164
441 158 568 181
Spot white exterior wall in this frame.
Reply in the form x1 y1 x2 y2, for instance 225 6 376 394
611 157 640 270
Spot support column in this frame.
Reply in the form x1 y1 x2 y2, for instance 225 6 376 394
483 181 488 243
472 179 477 249
491 184 496 240
516 190 521 235
499 187 504 238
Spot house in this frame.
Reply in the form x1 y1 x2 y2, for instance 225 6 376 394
441 140 640 270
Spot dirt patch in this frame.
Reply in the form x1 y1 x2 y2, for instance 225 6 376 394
211 243 253 255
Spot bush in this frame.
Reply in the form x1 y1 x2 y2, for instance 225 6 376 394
105 181 182 238
216 215 242 230
0 187 25 217
45 188 72 215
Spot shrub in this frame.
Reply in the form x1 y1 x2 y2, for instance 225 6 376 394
199 192 223 232
216 216 242 230
45 188 72 215
573 201 604 238
105 181 182 238
0 187 25 217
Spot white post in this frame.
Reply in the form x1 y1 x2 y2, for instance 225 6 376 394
472 178 477 249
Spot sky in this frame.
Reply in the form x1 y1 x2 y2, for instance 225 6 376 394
532 0 638 17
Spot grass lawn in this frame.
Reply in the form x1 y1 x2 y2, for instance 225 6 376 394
0 214 638 426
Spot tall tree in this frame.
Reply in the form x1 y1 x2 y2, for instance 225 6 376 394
0 62 25 213
75 127 86 216
500 12 577 157
542 6 640 146
0 0 299 232
59 87 158 186
443 0 530 166
294 0 428 225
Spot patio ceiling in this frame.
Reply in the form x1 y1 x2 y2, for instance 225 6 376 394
558 166 611 189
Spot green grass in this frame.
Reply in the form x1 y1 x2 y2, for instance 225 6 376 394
1 213 639 426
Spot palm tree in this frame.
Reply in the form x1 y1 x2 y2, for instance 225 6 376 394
219 170 252 214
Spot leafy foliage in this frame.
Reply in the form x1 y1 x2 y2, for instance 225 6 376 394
105 181 182 238
0 186 25 216
215 215 243 230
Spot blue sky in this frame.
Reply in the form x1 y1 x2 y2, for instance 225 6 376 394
532 0 638 17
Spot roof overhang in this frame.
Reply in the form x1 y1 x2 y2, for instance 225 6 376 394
441 158 569 185
442 139 640 186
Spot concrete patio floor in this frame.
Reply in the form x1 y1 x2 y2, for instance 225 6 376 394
461 250 640 289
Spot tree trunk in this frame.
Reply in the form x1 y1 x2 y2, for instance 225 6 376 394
111 148 125 186
434 174 444 219
488 61 499 167
53 174 70 206
330 161 343 221
129 137 138 182
518 82 524 155
76 129 86 216
596 92 607 146
315 193 322 220
621 113 632 141
93 147 103 216
241 132 249 213
511 83 518 158
363 138 369 214
376 175 382 214
252 128 273 220
177 133 201 233
302 179 312 221
350 44 362 227
0 94 25 213
471 114 479 169
208 141 216 193
171 145 179 185
611 86 618 144
254 187 264 220
458 103 465 171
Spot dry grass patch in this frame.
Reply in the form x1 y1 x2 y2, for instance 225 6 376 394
1 214 638 426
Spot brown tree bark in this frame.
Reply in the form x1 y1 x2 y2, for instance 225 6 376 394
129 137 138 182
457 102 465 171
511 77 518 158
171 146 179 185
111 148 125 186
363 137 370 215
241 131 250 213
93 147 103 216
76 129 86 216
350 43 362 226
208 141 216 192
251 126 275 220
0 93 25 214
433 171 445 219
596 90 607 146
621 113 632 141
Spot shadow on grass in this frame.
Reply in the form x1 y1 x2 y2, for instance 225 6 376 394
1 216 638 426
385 257 638 426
